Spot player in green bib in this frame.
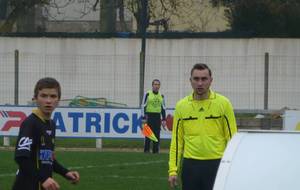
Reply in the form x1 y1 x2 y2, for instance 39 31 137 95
141 79 166 153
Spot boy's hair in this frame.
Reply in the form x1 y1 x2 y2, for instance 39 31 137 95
152 79 161 85
34 77 61 99
191 63 212 77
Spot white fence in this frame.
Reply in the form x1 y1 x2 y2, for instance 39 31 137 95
1 37 300 109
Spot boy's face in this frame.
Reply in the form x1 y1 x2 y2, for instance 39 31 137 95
35 88 59 118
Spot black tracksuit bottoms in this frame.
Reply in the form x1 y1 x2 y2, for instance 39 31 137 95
144 113 161 153
182 158 221 190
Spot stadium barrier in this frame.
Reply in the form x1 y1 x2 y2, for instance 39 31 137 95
0 105 174 148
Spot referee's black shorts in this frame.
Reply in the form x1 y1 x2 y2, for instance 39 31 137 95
182 158 221 190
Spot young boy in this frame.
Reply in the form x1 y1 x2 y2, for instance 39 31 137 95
12 77 80 190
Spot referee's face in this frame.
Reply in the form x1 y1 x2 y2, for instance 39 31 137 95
35 88 59 119
152 81 161 93
190 68 212 99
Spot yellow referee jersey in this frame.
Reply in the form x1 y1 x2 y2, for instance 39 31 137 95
168 90 237 176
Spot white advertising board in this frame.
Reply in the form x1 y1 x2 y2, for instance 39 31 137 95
0 106 174 139
283 110 300 131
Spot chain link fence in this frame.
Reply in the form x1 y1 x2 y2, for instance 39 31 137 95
1 51 300 110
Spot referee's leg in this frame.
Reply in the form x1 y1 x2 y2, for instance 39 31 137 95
144 137 151 153
181 158 220 190
202 159 221 190
152 121 161 153
182 158 201 190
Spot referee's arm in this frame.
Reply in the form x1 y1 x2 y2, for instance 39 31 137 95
223 100 237 142
140 92 149 119
168 108 184 176
161 94 166 120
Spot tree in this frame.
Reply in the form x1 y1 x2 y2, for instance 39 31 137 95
0 0 232 33
173 0 228 32
125 0 190 32
220 0 300 36
0 0 8 19
99 0 116 32
92 0 129 32
117 0 129 32
125 0 225 32
0 0 49 32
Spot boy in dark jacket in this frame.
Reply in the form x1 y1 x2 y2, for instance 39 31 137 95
12 77 80 190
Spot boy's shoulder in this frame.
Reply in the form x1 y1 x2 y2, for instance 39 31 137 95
21 113 40 126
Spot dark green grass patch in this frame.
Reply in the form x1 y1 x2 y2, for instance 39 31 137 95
0 150 170 190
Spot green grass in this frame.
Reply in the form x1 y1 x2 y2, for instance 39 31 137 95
56 138 170 149
0 150 170 190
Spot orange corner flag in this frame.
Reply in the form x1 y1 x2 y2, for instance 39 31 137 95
142 124 158 142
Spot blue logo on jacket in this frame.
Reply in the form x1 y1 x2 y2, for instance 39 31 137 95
40 149 53 162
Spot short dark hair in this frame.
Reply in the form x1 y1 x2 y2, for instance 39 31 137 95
34 77 61 99
191 63 212 77
152 79 161 85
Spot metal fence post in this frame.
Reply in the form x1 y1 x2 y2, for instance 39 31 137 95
96 138 102 149
264 52 269 110
3 49 19 146
139 0 148 106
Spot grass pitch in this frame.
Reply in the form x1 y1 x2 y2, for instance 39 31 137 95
0 150 170 190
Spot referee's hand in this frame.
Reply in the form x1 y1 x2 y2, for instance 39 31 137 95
168 175 178 189
161 120 166 130
141 116 147 125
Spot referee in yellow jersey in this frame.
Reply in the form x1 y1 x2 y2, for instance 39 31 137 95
168 63 237 190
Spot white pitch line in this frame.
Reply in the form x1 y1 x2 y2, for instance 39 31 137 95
0 173 15 177
97 175 166 180
0 160 166 178
68 160 165 170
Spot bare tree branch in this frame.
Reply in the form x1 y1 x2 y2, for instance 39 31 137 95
93 0 99 11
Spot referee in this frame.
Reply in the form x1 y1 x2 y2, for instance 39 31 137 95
168 64 237 190
141 79 166 154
